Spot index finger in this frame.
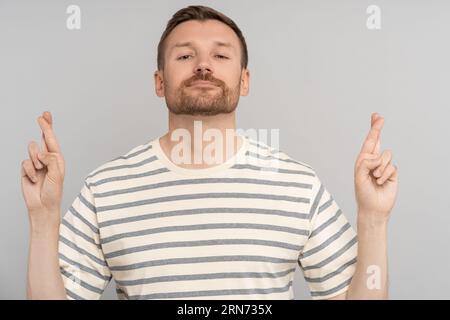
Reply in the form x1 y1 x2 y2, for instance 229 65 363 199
37 112 60 153
41 111 52 152
360 113 384 154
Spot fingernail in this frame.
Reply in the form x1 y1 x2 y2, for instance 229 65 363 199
377 178 383 185
32 176 38 183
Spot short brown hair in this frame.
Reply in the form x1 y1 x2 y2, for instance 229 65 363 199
157 5 248 71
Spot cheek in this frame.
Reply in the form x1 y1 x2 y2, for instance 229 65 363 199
164 64 191 88
163 75 183 92
214 69 241 87
230 74 244 90
225 67 243 86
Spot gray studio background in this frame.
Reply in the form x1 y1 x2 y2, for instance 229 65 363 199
1 0 449 299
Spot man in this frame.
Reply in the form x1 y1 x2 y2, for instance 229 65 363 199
21 5 398 300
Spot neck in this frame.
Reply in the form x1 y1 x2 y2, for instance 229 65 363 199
159 111 243 169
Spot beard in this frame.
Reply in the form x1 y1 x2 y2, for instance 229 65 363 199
165 72 241 116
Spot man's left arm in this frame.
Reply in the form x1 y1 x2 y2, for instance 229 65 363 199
330 113 398 300
330 215 389 299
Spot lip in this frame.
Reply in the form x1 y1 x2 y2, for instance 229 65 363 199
189 80 218 87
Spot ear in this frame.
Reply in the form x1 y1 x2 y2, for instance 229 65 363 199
240 68 250 96
154 70 165 97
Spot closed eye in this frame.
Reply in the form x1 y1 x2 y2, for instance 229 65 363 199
215 55 229 59
177 55 193 61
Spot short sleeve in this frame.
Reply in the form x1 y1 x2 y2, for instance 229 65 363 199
298 173 358 300
58 180 112 299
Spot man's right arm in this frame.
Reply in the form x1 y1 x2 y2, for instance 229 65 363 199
21 111 67 299
27 216 66 299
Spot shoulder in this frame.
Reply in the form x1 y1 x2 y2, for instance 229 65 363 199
243 135 326 196
84 139 155 186
244 136 319 176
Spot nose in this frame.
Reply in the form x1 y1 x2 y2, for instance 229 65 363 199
195 65 213 77
194 53 214 76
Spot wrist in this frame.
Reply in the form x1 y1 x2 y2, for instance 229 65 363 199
357 209 390 227
357 213 389 238
29 212 60 237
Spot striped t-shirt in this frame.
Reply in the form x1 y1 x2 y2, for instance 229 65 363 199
58 134 357 300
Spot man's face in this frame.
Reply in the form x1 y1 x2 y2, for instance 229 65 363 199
155 19 249 116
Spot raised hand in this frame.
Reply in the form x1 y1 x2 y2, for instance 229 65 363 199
354 113 399 221
21 111 65 228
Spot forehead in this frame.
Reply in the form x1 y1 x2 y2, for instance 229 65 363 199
165 19 241 54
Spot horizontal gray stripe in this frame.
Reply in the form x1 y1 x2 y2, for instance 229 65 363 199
97 192 309 213
302 236 358 271
116 268 296 287
61 269 104 294
246 151 283 161
308 184 324 220
318 195 334 214
102 222 309 244
87 155 158 179
128 280 293 300
127 282 292 300
93 177 312 198
248 140 271 149
78 192 96 214
88 167 170 187
105 238 303 259
68 206 99 234
99 207 310 228
232 164 315 176
246 151 313 170
300 222 352 259
61 218 101 249
246 151 310 166
111 144 152 161
110 255 298 271
309 209 342 238
65 288 85 300
304 258 357 283
248 140 281 153
310 277 353 297
59 253 111 281
59 235 107 266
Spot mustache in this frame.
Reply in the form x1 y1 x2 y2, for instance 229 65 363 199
182 73 225 88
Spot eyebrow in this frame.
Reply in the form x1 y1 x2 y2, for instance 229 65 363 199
172 41 235 51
